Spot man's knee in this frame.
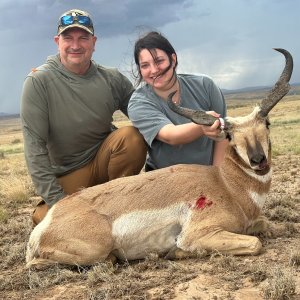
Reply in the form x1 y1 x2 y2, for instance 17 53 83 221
119 126 147 156
121 126 144 142
107 126 147 176
95 126 147 180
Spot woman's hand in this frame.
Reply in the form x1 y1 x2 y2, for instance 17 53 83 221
201 111 225 141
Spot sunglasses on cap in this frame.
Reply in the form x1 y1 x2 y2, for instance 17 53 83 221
59 15 93 27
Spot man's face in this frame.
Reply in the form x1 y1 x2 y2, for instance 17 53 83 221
54 28 97 74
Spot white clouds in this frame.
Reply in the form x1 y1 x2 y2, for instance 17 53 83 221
176 46 292 90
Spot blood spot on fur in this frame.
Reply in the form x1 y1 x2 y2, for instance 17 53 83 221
195 196 213 209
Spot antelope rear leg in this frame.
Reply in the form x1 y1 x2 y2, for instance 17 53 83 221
179 229 262 256
27 212 114 268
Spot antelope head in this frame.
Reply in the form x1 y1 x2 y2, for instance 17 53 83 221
168 48 293 173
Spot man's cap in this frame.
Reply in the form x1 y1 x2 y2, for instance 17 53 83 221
57 9 94 35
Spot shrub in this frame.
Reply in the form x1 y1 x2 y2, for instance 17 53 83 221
11 138 21 144
262 267 296 300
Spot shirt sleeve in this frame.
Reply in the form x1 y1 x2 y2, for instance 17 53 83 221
21 75 65 207
128 90 172 146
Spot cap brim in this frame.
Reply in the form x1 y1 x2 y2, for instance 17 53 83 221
58 24 94 35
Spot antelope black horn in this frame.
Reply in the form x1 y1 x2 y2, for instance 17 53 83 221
259 48 293 117
167 91 230 130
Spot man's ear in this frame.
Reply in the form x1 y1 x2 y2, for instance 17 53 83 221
92 36 97 51
54 35 60 46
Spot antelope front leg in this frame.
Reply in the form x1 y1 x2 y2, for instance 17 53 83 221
165 245 198 260
178 228 262 256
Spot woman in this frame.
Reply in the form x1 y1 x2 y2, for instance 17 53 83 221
128 31 227 171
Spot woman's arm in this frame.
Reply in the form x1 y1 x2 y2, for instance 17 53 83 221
157 114 222 145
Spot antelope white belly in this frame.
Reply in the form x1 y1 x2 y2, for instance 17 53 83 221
112 204 188 260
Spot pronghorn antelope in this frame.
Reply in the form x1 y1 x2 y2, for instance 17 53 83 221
26 48 293 268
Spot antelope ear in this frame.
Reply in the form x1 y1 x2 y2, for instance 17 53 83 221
226 132 232 142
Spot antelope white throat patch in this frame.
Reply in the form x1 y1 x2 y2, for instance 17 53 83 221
249 191 266 208
241 166 272 183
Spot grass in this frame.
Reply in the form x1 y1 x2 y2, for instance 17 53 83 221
0 206 9 223
0 174 33 205
262 267 296 300
27 265 84 290
0 117 23 155
86 257 198 299
249 261 268 283
209 252 238 272
264 195 299 225
289 250 300 267
0 143 24 155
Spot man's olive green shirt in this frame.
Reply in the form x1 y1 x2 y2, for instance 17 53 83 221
21 54 134 206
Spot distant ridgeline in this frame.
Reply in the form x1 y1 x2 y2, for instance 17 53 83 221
0 113 20 119
223 82 300 104
222 82 300 96
0 83 299 118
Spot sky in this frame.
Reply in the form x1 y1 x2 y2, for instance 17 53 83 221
1 0 299 114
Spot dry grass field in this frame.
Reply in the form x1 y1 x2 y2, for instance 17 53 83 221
0 93 299 299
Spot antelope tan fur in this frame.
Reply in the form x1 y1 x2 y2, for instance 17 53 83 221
26 49 293 268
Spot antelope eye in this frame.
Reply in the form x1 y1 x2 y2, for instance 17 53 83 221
265 119 270 129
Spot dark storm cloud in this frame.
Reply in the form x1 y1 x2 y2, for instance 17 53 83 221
1 0 192 39
0 0 193 113
91 0 194 36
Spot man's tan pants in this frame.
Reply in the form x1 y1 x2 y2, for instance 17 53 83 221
32 126 147 225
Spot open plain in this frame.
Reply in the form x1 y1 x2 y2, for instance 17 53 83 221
0 91 299 299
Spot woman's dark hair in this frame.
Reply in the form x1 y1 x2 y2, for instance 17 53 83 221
133 31 178 86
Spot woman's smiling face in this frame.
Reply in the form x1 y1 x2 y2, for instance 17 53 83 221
138 48 176 91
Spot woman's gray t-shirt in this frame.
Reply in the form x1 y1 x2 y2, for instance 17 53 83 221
128 74 226 169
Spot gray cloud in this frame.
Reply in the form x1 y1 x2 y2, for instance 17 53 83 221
0 0 299 113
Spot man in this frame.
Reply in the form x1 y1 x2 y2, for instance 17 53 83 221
21 9 147 225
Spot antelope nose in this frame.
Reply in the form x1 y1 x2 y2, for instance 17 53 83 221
250 154 268 169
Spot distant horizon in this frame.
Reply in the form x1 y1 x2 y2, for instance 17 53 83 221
222 81 300 93
2 82 299 116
